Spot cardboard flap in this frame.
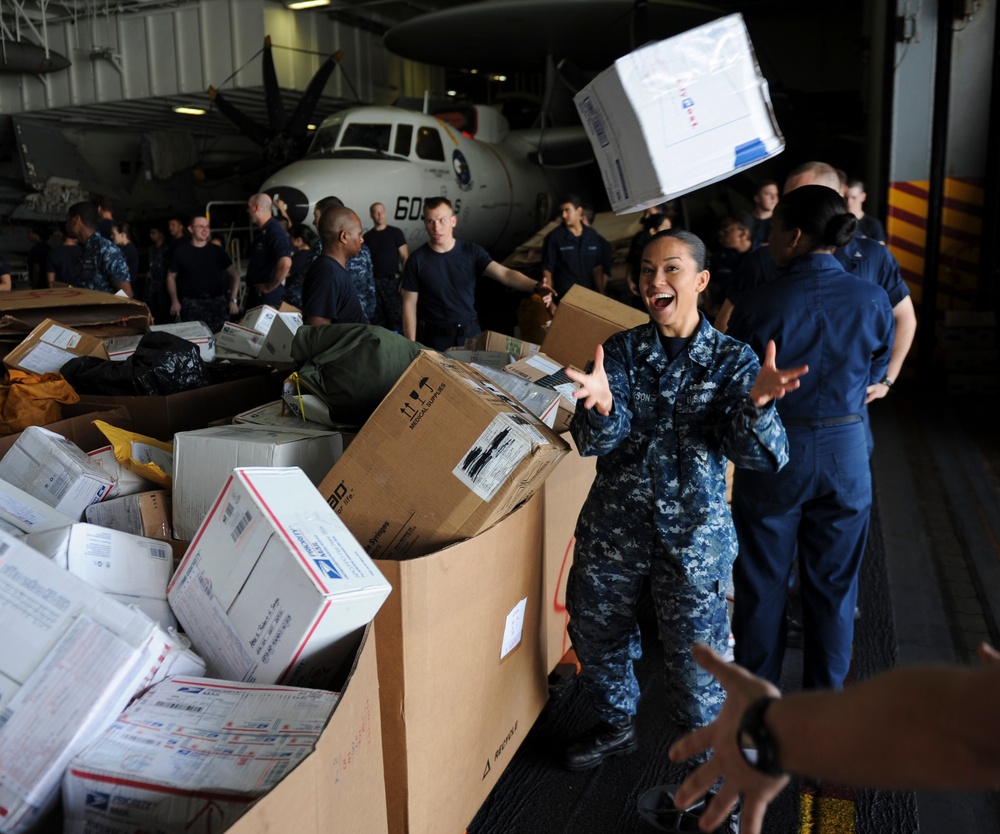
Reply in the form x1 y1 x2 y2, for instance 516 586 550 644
0 288 152 333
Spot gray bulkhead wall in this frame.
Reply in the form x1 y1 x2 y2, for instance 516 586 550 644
0 0 443 114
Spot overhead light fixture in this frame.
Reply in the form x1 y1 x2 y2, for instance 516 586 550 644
307 124 317 130
447 90 457 97
173 106 206 116
286 0 331 9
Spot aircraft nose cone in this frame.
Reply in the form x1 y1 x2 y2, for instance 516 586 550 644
263 185 309 224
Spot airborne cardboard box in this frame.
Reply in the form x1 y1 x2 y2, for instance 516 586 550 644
318 350 568 561
374 495 547 834
542 284 647 370
3 318 108 375
574 13 783 213
62 371 282 441
539 436 596 673
226 623 386 834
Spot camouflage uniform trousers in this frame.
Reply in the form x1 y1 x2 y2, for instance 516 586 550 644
180 296 228 334
566 535 730 733
374 275 403 332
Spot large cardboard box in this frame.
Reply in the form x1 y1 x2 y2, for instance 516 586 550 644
168 467 391 688
63 676 340 834
0 287 151 335
227 624 387 834
542 284 647 370
374 495 547 834
172 425 345 540
3 319 108 375
574 13 783 213
318 351 568 561
539 437 597 672
62 371 282 441
0 406 133 459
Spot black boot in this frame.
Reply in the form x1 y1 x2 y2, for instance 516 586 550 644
563 717 638 770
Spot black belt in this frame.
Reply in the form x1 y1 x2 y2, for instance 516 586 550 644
782 414 862 428
421 319 479 338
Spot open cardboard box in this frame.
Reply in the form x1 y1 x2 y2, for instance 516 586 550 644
373 494 548 834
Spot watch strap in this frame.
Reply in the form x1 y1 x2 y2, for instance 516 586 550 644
737 696 785 776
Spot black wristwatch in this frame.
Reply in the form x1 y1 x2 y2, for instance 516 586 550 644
737 696 785 776
879 375 894 390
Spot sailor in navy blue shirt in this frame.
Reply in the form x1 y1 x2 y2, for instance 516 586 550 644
302 207 368 326
245 193 292 309
542 195 606 298
716 162 916 407
727 186 894 693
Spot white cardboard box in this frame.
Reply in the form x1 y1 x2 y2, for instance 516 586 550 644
258 312 302 363
171 425 345 541
63 676 339 834
241 305 280 336
574 13 783 213
27 522 176 630
233 400 334 433
0 476 76 537
149 320 217 362
0 531 162 832
217 322 268 357
167 467 391 688
0 426 114 520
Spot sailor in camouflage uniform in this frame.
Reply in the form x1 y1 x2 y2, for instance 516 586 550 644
563 229 805 774
66 202 133 296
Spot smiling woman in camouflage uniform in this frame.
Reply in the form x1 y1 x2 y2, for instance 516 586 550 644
562 229 806 781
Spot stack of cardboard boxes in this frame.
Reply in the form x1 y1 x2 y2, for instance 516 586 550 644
0 279 649 834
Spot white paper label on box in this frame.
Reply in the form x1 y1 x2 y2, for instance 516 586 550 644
17 342 76 375
453 414 534 502
130 442 173 477
0 493 51 531
168 565 258 679
501 597 527 659
554 382 580 407
525 354 563 376
40 325 82 350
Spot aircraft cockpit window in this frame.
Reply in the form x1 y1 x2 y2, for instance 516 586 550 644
306 122 342 157
339 123 392 153
415 127 445 161
394 124 413 157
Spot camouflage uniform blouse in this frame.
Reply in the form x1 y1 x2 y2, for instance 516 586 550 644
571 316 789 586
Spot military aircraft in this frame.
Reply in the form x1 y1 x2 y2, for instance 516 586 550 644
259 103 591 257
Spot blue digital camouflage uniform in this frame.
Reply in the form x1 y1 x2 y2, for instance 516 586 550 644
77 232 132 294
310 240 378 324
568 315 789 731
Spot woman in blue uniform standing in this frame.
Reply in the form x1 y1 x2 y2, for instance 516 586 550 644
727 185 895 692
562 229 807 786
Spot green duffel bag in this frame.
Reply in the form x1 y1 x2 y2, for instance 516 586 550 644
291 323 427 427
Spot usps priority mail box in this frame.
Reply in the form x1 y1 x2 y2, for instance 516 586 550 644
167 467 391 688
574 13 783 213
